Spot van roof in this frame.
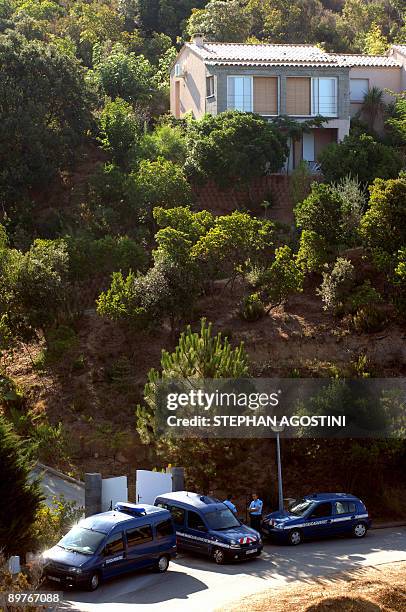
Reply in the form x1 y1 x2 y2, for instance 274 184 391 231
79 504 169 533
155 491 227 514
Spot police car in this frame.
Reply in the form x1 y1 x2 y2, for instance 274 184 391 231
155 491 263 564
262 493 371 545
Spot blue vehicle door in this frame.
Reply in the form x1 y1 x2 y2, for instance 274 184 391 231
304 502 334 538
168 505 188 550
125 524 157 571
101 531 127 578
155 517 176 555
333 500 357 534
185 510 210 555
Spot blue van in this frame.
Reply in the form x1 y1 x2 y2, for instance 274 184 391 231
155 491 262 564
42 504 176 590
262 493 371 545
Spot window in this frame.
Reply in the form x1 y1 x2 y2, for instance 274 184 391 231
335 501 356 515
312 77 338 116
227 76 252 112
174 63 183 77
59 527 105 555
103 532 124 556
253 77 278 115
126 525 153 548
169 506 185 526
156 519 174 539
187 511 207 531
350 78 369 102
206 75 214 97
286 77 311 115
302 132 315 162
205 508 240 530
309 502 332 518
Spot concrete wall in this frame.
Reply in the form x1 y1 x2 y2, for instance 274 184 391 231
388 48 406 91
170 47 208 118
349 66 402 117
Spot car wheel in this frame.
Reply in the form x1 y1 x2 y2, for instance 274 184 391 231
213 548 226 564
87 572 100 591
155 555 170 573
353 522 367 538
288 529 302 545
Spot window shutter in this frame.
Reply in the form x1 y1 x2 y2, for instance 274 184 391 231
253 77 278 115
286 77 311 115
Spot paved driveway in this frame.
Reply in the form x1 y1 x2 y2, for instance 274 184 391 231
60 527 406 611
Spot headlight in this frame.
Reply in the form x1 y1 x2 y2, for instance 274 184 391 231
230 539 236 545
276 523 284 530
69 567 82 574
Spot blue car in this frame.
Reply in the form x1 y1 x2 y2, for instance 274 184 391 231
155 491 262 564
262 493 371 545
43 504 176 590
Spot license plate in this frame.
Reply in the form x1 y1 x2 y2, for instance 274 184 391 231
48 575 61 582
245 548 257 555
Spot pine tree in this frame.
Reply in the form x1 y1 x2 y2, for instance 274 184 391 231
0 416 43 555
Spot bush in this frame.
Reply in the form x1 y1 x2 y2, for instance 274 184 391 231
294 182 342 245
290 160 313 205
346 281 383 315
350 304 387 333
33 496 83 552
140 123 187 164
239 293 265 321
184 111 288 189
317 258 355 314
331 176 366 246
0 415 43 555
360 177 406 260
262 245 304 305
296 230 330 273
319 133 402 185
98 98 142 168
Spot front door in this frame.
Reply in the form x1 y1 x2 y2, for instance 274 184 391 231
304 502 334 538
185 510 210 555
101 531 126 578
333 500 357 534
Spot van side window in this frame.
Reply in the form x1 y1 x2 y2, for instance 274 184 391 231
126 525 153 547
104 532 124 556
309 502 332 518
169 506 185 526
188 511 206 531
156 519 174 539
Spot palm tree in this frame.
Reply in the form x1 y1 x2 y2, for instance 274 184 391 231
361 86 386 133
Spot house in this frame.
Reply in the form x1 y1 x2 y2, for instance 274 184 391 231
170 36 406 171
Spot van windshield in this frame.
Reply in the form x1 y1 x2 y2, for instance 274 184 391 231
205 508 240 530
58 527 106 555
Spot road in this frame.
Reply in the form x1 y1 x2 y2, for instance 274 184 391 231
60 527 406 612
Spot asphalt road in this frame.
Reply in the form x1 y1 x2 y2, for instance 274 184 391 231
60 527 406 612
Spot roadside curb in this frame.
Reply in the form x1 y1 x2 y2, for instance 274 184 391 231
371 521 406 529
33 462 85 488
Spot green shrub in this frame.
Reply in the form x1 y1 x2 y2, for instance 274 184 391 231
345 281 383 315
294 182 342 245
290 160 313 205
33 496 83 552
98 98 142 168
239 293 265 321
296 230 329 273
319 133 402 185
350 304 387 333
317 258 355 314
331 176 366 246
262 245 304 305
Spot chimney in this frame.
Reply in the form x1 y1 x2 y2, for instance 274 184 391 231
192 33 205 48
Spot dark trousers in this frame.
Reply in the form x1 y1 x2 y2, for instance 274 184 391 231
250 514 261 532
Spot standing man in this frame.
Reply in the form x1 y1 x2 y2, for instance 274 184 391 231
223 494 237 515
249 493 263 532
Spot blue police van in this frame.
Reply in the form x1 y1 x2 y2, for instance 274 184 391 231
262 493 371 545
154 491 263 564
42 503 176 590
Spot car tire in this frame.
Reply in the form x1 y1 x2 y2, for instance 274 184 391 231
154 555 170 573
288 529 302 546
87 572 100 591
353 522 367 538
212 548 226 564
